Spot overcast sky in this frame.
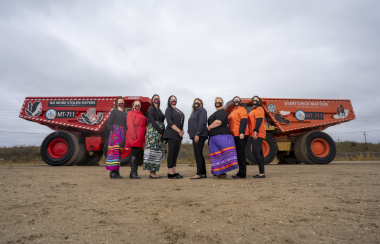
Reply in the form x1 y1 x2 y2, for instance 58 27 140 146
1 0 380 147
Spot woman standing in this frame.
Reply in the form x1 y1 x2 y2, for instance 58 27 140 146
143 94 165 179
188 98 208 179
208 97 239 178
163 95 185 179
125 100 147 179
106 97 127 179
248 96 266 178
228 96 249 179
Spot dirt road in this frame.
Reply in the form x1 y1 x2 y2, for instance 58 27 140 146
1 162 379 243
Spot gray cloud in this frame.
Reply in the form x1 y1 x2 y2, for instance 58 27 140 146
1 0 380 146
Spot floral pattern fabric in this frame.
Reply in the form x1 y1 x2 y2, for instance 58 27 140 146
143 122 164 171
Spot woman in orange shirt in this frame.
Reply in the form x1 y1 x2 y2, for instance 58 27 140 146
248 96 266 178
228 96 249 178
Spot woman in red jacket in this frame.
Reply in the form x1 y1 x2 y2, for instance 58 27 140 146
126 100 147 179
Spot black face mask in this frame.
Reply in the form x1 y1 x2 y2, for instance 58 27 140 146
215 102 223 108
171 100 177 106
234 101 241 107
154 99 160 104
194 102 201 109
252 100 260 106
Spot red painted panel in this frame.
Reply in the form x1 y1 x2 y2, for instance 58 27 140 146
19 96 152 134
86 137 102 151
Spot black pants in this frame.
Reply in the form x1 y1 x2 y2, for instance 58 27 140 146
251 137 265 174
234 135 249 177
167 139 181 168
192 136 207 176
130 147 140 157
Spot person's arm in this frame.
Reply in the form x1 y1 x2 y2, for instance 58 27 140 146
208 120 222 131
239 109 248 134
238 108 248 139
148 107 164 135
106 110 115 131
195 109 207 136
254 118 263 133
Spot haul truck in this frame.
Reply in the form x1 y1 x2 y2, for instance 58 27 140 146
225 98 356 164
19 96 151 166
19 96 355 166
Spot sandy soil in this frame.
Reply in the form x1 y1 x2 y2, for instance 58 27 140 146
0 162 379 244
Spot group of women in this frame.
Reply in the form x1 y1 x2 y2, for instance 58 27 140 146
105 95 266 180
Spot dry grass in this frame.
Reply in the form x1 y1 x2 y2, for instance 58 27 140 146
2 141 379 165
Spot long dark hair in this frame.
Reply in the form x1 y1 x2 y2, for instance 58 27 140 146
167 95 177 108
252 95 263 108
151 94 161 108
114 97 125 111
191 98 203 115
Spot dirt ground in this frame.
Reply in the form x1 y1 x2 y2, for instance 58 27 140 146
0 162 379 244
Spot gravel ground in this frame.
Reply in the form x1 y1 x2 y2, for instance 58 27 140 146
0 162 379 244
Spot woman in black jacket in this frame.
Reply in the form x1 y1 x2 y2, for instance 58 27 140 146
163 95 185 179
143 94 165 179
187 98 208 179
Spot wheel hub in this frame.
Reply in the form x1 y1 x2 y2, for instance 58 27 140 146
48 139 68 159
311 139 329 158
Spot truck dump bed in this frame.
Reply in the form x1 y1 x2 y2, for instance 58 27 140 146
225 98 356 138
19 96 151 133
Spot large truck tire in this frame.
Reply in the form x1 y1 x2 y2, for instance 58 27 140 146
40 131 80 166
294 131 336 164
246 133 277 165
277 151 299 164
69 143 86 166
103 138 132 166
77 150 102 166
84 152 103 166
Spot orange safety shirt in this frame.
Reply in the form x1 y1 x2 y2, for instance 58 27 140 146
228 106 249 137
248 106 266 139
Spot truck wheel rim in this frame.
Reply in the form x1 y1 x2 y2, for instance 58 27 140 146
48 138 68 159
262 140 270 157
311 138 329 158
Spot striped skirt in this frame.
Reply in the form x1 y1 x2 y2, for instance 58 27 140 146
143 122 164 172
106 125 126 171
209 134 238 176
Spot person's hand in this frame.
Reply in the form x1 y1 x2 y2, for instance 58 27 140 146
178 130 184 137
194 135 199 143
239 133 244 139
207 126 211 131
253 131 257 140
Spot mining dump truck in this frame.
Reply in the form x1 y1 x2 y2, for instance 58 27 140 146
225 98 355 164
19 96 151 166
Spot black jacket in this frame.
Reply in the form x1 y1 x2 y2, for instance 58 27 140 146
147 106 165 135
187 107 208 139
163 106 185 141
106 109 127 130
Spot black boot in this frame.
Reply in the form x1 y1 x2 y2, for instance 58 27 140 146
116 170 123 179
109 170 119 179
130 157 141 179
